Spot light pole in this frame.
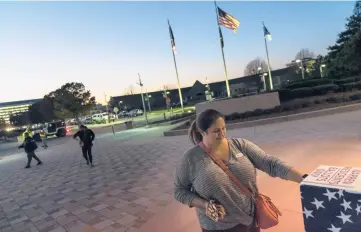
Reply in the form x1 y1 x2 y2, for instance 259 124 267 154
162 87 170 111
262 73 268 91
136 73 148 126
257 67 263 93
104 93 109 123
296 59 305 79
320 64 326 78
205 77 212 101
146 89 152 112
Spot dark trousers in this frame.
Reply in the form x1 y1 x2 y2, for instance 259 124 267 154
81 146 93 164
26 152 41 166
202 222 260 232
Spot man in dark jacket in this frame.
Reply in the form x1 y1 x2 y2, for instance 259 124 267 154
73 125 95 167
18 132 43 168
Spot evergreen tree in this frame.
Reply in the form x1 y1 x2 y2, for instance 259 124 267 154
326 1 361 77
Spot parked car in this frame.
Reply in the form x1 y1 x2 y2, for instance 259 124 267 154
118 111 128 118
127 109 143 117
83 117 93 124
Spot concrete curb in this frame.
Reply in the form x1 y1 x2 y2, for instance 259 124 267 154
163 103 361 137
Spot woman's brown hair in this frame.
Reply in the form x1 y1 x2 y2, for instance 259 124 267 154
188 109 224 145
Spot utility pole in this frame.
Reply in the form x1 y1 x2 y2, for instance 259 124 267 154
137 73 148 126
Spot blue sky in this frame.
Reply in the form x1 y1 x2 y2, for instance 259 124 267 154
0 1 355 103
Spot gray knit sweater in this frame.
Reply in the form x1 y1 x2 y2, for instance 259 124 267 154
174 138 293 230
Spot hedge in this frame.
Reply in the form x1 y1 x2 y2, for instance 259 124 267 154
289 87 315 99
334 77 361 85
286 76 323 85
340 81 361 91
312 84 339 95
285 78 333 90
279 84 339 101
225 92 361 121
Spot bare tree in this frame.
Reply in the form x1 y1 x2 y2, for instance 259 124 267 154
123 85 135 95
244 57 268 76
295 48 315 60
128 85 134 95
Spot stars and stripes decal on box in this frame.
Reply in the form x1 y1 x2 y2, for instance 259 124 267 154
300 166 361 232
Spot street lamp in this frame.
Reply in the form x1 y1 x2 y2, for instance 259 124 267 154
296 59 305 79
262 73 268 91
320 64 326 78
146 93 152 112
136 73 148 126
162 87 171 110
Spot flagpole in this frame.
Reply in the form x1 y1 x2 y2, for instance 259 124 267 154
168 19 184 113
262 21 273 90
214 1 231 98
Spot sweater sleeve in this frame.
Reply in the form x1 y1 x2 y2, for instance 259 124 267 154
174 152 198 207
238 138 293 179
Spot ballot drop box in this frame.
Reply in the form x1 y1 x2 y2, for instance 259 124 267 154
300 165 361 232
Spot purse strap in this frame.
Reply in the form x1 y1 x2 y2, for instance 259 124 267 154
199 141 254 198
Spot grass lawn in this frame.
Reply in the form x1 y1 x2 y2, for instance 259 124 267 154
148 106 195 115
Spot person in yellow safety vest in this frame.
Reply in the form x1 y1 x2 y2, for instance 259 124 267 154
22 127 32 139
40 129 48 149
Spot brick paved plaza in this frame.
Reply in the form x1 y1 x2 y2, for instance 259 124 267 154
0 111 361 232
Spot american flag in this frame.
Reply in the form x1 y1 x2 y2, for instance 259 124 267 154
300 185 361 232
217 7 240 33
168 20 177 54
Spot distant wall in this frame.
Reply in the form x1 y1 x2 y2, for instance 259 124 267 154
195 92 281 115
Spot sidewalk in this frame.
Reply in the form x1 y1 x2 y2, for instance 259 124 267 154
139 137 361 232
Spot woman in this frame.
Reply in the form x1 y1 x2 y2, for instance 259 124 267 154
174 109 306 232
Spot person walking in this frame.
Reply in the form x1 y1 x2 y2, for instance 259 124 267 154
73 125 95 167
22 127 32 139
40 128 48 149
18 132 43 168
174 109 307 232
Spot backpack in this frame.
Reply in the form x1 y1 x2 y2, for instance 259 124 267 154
25 139 38 152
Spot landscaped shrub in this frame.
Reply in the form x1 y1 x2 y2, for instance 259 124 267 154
285 78 333 90
289 87 315 99
268 106 282 113
252 109 265 117
228 112 242 120
262 109 273 115
277 89 292 102
334 77 361 85
349 93 361 101
243 111 254 118
280 104 295 111
287 99 314 109
340 81 361 91
326 96 343 103
223 90 361 122
313 99 322 104
312 84 339 95
286 77 324 86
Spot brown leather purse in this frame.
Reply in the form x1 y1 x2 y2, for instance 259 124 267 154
199 141 282 229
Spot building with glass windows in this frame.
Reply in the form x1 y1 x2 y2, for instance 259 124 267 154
0 99 41 124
